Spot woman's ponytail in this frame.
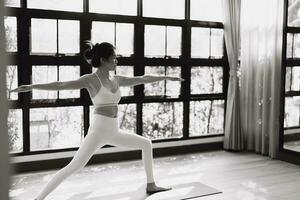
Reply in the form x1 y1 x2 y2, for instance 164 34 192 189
82 40 115 68
83 40 94 65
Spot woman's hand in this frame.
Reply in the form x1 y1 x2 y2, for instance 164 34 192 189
167 76 185 82
10 85 33 93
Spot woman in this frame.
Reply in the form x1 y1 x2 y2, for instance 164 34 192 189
11 41 184 200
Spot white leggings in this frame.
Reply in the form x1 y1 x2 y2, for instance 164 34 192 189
36 114 155 200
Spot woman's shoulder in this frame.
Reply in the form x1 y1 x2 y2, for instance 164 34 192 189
79 73 100 96
81 73 98 80
80 73 91 78
79 73 97 88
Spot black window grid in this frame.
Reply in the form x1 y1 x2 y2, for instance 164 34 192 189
4 0 228 156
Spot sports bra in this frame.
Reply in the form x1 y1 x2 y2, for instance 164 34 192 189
91 73 121 107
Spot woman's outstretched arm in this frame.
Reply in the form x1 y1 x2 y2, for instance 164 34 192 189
115 75 184 87
10 74 89 93
143 75 184 83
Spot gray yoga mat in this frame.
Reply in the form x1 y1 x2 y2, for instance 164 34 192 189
144 182 222 200
67 181 222 200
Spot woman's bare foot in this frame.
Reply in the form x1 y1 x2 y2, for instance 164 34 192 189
146 182 172 194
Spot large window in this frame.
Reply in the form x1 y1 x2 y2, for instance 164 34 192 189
282 0 300 153
5 0 227 156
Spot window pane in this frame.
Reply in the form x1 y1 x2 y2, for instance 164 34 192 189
89 0 137 16
5 0 20 7
27 0 83 12
144 66 165 96
118 104 137 133
284 97 300 127
59 66 80 98
31 18 57 54
145 25 165 58
191 66 223 94
116 23 134 57
293 34 300 58
167 26 182 58
143 0 184 19
4 16 17 52
91 21 115 46
32 66 58 99
6 65 18 100
191 28 210 58
189 100 224 136
143 102 183 140
166 66 181 97
115 66 134 96
286 67 292 92
288 0 300 27
58 20 80 54
211 29 224 58
190 0 223 22
288 66 300 91
287 33 293 58
8 109 23 153
145 25 181 58
144 66 182 97
30 106 84 151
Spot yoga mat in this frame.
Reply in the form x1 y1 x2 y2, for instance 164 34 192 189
144 182 222 200
66 181 222 200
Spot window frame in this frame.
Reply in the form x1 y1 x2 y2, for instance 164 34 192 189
280 0 300 156
5 0 228 156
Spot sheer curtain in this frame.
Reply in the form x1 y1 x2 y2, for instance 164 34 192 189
239 0 284 158
222 0 243 150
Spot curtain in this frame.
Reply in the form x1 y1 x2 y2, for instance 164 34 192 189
222 0 243 150
239 0 284 158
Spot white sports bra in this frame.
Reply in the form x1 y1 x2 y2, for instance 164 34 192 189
91 73 121 107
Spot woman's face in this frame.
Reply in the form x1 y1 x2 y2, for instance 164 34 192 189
103 51 118 71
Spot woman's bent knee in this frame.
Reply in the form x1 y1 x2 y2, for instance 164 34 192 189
143 138 152 149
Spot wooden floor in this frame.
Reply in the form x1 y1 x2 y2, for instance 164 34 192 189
9 150 300 200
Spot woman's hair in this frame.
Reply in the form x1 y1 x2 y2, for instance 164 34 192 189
83 41 115 68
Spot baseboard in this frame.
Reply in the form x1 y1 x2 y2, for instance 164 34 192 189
278 150 300 166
